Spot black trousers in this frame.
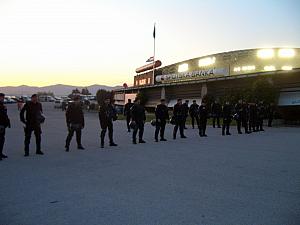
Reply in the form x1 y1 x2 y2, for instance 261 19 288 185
256 119 264 131
155 120 166 140
100 121 114 145
191 115 199 128
126 115 131 131
133 122 144 141
222 118 231 135
213 115 220 128
0 128 5 155
199 119 207 136
242 120 249 133
173 120 184 138
249 119 256 132
236 119 242 133
24 125 42 153
66 127 82 148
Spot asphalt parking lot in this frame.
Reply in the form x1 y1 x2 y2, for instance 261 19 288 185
1 103 300 225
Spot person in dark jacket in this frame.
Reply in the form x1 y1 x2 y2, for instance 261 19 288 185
241 101 250 134
222 101 232 136
189 100 199 129
256 101 265 131
267 103 275 127
124 99 133 132
211 100 221 128
248 103 257 132
182 100 189 129
198 102 208 137
131 99 146 144
0 93 11 160
20 94 44 156
65 96 85 151
154 99 169 142
99 98 118 148
235 99 243 134
173 99 186 139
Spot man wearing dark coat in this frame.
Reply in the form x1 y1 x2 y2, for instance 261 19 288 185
0 93 11 160
182 100 189 129
211 100 221 128
124 99 133 132
154 99 169 142
131 99 146 144
65 96 85 152
20 94 44 156
173 99 186 139
198 102 208 137
99 98 118 148
189 100 199 129
222 101 232 136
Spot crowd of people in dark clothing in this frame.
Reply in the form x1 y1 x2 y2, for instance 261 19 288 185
0 92 276 160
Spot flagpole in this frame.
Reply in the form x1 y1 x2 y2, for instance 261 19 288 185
152 23 156 85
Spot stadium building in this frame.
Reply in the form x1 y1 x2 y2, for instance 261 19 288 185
114 48 300 120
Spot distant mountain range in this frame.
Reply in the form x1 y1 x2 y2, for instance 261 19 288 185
0 84 122 96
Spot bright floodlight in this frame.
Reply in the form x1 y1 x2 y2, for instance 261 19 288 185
233 67 241 72
257 49 274 59
178 63 188 72
199 57 216 67
282 66 293 71
264 65 276 71
278 49 295 58
242 65 256 71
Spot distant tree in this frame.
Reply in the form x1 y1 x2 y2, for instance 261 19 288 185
251 78 279 104
135 91 148 106
96 89 114 106
37 91 54 97
81 88 91 95
72 88 81 95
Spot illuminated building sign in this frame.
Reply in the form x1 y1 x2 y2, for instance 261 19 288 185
155 67 229 83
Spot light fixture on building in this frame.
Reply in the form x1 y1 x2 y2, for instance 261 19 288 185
264 65 276 71
198 57 216 67
233 67 241 72
178 63 188 72
281 66 293 71
257 49 274 59
278 49 295 58
242 65 256 71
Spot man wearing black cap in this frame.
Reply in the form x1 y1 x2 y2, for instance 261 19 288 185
65 95 85 151
99 98 118 148
124 99 133 132
154 99 169 142
131 99 146 144
173 99 186 139
0 93 11 160
20 94 44 156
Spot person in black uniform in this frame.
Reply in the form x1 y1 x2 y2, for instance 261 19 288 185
0 93 11 160
124 99 133 132
173 99 186 139
248 103 257 132
267 103 275 127
222 101 232 136
235 99 243 134
241 101 250 134
20 94 44 156
131 99 146 144
256 101 265 131
99 98 118 148
65 95 85 152
198 102 208 137
211 100 221 128
154 99 169 142
189 100 199 129
182 100 189 129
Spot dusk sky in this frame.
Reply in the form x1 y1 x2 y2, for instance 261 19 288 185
0 0 299 87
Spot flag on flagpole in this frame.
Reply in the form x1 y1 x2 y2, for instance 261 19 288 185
146 56 154 63
153 24 156 39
